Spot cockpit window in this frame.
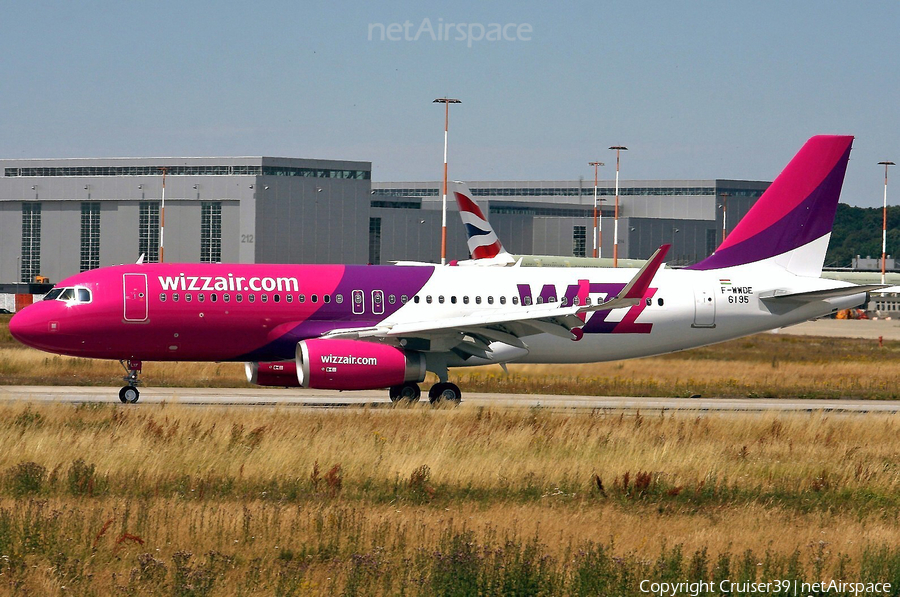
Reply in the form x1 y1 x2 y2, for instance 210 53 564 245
43 287 92 303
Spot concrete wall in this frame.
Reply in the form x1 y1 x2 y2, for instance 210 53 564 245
254 176 370 265
623 217 718 265
0 202 22 283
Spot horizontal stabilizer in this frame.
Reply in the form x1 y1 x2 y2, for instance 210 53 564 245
759 284 886 302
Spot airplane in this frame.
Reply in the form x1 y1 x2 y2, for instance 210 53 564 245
9 135 883 405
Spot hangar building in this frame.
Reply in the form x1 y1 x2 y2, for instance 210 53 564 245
0 156 769 287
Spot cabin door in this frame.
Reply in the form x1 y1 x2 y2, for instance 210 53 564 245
692 287 716 328
123 273 149 322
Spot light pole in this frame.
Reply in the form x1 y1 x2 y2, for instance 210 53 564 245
158 167 168 263
719 192 731 244
433 97 461 265
609 146 628 266
672 227 680 265
878 161 895 284
589 161 604 258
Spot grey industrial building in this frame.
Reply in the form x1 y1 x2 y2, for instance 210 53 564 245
372 180 768 266
0 157 372 285
0 156 770 287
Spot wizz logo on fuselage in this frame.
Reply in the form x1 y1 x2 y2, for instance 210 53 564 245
516 281 656 334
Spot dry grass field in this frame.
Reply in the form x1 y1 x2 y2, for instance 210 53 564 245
4 316 900 594
2 404 900 594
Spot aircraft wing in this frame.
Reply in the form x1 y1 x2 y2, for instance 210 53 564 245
321 245 670 348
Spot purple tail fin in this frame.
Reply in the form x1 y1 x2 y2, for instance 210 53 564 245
689 135 853 275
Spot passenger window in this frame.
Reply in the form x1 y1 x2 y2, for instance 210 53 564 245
525 297 533 306
658 298 665 307
646 298 652 307
185 294 193 303
159 293 167 302
299 294 305 303
286 294 292 303
426 296 432 304
311 294 318 303
336 294 343 304
450 296 457 304
389 294 396 304
585 297 592 306
173 293 179 302
512 297 519 305
463 296 469 304
261 294 268 303
248 294 255 303
224 293 230 302
211 294 218 303
536 297 543 304
487 296 493 305
500 296 506 305
414 296 420 304
475 296 481 304
438 296 445 304
401 295 409 304
274 294 281 303
548 297 556 303
560 297 567 306
198 293 205 302
574 297 580 306
324 295 331 304
236 294 243 303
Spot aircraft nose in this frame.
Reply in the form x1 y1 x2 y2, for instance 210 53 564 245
8 307 45 348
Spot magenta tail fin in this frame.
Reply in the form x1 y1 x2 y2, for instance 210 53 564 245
689 135 853 275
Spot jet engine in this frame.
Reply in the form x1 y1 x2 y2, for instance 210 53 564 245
245 361 301 387
296 339 426 390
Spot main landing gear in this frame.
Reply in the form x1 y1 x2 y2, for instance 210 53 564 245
118 359 142 404
387 382 462 405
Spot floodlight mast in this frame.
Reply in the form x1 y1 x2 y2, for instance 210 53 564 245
589 161 604 258
878 161 896 284
608 146 628 267
159 167 167 263
434 98 461 265
719 192 731 244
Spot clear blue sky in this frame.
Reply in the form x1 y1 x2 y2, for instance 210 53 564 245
2 1 897 206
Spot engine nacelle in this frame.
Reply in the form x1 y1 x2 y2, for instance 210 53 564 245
245 361 301 387
296 339 426 390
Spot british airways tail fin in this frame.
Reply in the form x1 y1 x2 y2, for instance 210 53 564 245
689 135 853 277
451 181 515 264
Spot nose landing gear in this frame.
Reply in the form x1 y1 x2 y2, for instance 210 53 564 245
118 360 142 404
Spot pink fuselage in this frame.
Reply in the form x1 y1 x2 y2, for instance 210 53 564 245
10 263 433 363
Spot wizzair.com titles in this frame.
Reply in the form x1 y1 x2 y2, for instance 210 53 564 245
320 354 377 366
158 274 300 293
